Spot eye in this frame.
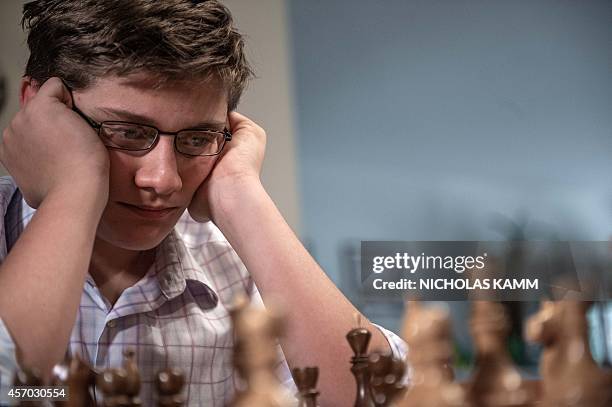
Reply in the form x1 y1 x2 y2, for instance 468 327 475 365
108 126 149 140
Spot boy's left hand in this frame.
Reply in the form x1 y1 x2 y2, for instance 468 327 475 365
188 111 266 223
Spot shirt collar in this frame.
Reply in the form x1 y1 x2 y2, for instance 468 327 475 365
155 228 219 306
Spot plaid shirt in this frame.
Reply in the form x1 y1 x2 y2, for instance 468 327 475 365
0 176 407 406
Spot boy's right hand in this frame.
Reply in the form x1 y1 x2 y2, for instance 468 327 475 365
0 77 109 209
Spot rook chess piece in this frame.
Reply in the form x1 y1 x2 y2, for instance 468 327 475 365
292 366 320 407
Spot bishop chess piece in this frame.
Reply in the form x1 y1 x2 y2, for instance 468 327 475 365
526 300 612 407
292 366 320 407
155 367 185 407
228 294 294 407
97 349 142 407
368 352 406 407
396 301 468 407
346 319 376 407
467 301 536 407
52 354 97 407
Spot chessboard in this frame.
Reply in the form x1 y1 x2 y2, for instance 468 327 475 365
12 298 612 406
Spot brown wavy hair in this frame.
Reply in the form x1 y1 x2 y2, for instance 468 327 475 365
22 0 253 110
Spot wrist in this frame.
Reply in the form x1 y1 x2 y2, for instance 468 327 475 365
208 175 265 223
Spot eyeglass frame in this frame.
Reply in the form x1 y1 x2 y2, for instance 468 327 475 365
70 101 232 157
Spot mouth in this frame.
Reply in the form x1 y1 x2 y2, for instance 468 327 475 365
118 202 180 220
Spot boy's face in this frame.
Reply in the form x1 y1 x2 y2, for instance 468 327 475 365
72 75 228 250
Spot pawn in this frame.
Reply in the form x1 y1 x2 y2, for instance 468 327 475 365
14 367 43 407
395 301 468 407
346 324 375 407
368 352 406 407
52 354 97 407
292 367 320 407
468 301 536 407
526 300 612 407
97 349 142 407
155 367 185 407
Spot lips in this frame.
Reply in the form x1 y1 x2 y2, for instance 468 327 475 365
119 202 179 219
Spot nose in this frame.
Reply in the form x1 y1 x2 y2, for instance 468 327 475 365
134 136 182 196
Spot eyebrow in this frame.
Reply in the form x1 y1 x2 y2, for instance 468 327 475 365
95 107 226 130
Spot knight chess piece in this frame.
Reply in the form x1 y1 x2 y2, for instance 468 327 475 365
292 366 320 407
526 300 612 407
467 301 536 407
395 301 468 407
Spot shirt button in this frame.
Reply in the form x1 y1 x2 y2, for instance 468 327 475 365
107 320 117 328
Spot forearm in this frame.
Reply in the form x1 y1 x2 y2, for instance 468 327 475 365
0 186 105 376
212 178 390 406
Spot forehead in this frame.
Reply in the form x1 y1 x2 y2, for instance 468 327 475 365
75 73 228 129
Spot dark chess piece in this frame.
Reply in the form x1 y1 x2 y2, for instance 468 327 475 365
97 349 142 407
291 366 320 407
468 301 537 407
368 352 406 407
155 367 185 407
346 324 375 407
396 301 468 407
526 300 612 407
52 354 97 407
14 367 43 407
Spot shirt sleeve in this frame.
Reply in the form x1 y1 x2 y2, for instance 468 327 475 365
0 317 18 406
371 323 411 385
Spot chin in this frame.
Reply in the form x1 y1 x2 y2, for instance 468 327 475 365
96 221 178 251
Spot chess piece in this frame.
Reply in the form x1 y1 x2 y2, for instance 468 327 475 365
395 301 468 407
52 354 97 407
292 367 320 407
526 300 612 407
346 322 376 407
97 349 142 407
368 352 406 407
467 301 536 407
228 294 294 407
155 367 185 407
14 367 43 407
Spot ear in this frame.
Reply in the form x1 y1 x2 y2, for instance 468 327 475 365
20 76 40 107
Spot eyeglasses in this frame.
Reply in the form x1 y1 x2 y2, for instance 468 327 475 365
71 104 232 157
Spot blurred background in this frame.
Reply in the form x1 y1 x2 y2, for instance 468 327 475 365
0 0 610 370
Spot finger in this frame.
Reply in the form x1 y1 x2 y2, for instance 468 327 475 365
228 111 253 133
37 77 73 108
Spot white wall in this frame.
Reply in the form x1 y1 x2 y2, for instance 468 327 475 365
0 0 301 233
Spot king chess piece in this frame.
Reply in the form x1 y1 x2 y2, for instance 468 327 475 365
526 300 612 407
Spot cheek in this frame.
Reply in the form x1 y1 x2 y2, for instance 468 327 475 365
177 156 218 195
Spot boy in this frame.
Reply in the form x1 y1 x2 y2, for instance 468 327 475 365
0 1 406 405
